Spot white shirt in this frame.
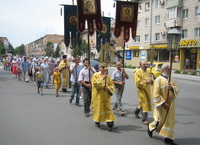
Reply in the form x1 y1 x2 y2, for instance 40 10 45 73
78 66 95 82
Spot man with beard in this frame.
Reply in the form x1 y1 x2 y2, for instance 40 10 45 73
134 60 153 125
147 63 179 145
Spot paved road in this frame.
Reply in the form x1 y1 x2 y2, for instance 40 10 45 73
0 65 200 145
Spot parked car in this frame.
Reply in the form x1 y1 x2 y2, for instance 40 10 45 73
146 62 164 79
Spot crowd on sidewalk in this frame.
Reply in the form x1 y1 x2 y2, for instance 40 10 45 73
2 55 179 145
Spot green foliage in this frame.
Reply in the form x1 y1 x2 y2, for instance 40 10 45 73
174 70 181 74
0 42 5 55
182 70 188 74
54 45 60 58
71 40 88 57
15 44 25 55
45 41 54 57
191 71 197 75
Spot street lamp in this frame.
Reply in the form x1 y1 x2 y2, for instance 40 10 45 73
167 28 181 52
166 27 181 104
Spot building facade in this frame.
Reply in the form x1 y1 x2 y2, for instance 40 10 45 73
124 0 200 70
25 34 64 56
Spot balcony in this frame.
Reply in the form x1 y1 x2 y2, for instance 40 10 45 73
165 17 182 28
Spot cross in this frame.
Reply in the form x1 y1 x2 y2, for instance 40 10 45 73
173 20 177 27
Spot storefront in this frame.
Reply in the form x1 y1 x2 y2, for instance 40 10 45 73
179 38 200 70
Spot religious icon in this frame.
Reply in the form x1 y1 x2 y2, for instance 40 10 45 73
69 16 78 26
120 6 134 22
104 51 111 62
101 24 107 34
83 0 96 15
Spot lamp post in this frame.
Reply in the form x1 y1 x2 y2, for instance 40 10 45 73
166 27 181 104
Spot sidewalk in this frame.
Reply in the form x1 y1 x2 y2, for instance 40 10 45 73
109 67 200 82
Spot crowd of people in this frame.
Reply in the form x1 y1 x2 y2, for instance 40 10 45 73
2 55 179 145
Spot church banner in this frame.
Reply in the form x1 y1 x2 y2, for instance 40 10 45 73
114 1 138 42
96 17 111 52
64 5 81 48
77 0 103 36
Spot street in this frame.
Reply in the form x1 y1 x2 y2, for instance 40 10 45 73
0 65 200 145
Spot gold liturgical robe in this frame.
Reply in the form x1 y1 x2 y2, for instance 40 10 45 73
134 69 152 112
58 60 70 88
149 75 179 139
91 72 116 123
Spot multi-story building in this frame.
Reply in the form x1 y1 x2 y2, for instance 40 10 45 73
25 34 64 56
125 0 200 70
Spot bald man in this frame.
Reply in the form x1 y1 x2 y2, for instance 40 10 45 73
134 60 153 125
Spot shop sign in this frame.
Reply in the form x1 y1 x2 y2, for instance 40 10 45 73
126 50 132 60
179 40 197 46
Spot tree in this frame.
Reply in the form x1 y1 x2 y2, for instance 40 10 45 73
45 41 54 57
0 42 5 55
8 44 16 55
15 44 25 55
54 45 60 58
71 40 88 57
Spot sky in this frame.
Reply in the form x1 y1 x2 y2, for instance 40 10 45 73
0 0 115 48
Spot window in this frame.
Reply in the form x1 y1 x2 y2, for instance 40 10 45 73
155 33 160 41
182 29 187 38
145 18 150 26
134 35 140 42
155 0 161 7
137 20 141 27
155 15 160 24
145 2 150 11
182 9 188 19
166 7 178 19
195 6 199 16
138 4 142 12
145 34 149 42
194 28 200 37
133 50 139 57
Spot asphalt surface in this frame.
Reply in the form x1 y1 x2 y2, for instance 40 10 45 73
0 64 200 145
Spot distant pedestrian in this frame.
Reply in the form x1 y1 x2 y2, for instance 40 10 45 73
36 66 44 96
12 57 18 78
21 56 30 82
41 57 50 88
53 67 61 97
185 58 190 69
17 62 22 81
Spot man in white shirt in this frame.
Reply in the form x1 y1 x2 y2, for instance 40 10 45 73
78 58 96 117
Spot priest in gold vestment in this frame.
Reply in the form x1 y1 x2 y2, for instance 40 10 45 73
58 55 70 92
91 64 117 131
148 63 179 145
134 60 153 125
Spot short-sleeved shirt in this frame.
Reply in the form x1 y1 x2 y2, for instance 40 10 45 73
111 69 126 84
70 63 83 83
78 66 95 82
36 71 44 82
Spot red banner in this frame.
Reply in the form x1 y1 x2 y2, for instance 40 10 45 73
114 1 138 42
77 0 103 36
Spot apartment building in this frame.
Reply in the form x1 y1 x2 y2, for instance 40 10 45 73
25 34 64 56
125 0 200 70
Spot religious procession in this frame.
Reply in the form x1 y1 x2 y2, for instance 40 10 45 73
1 1 183 145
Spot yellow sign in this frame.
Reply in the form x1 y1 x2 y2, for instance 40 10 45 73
179 40 197 46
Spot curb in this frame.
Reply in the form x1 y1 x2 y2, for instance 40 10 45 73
109 67 200 82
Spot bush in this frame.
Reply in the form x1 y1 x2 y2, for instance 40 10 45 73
174 70 181 74
191 71 197 75
182 71 188 74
